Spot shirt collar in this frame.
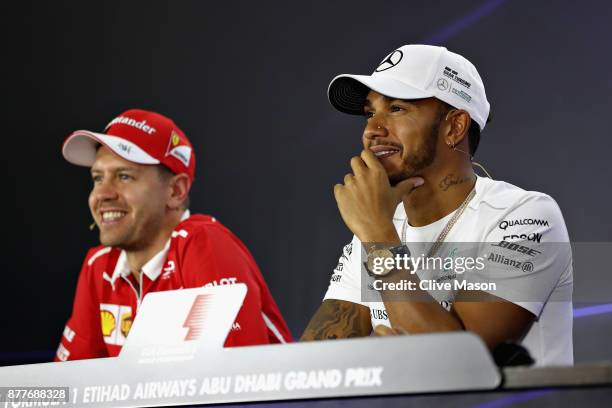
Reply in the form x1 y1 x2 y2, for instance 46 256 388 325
110 209 190 283
467 175 486 210
180 209 191 222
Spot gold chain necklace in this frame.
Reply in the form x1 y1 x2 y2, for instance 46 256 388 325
401 187 476 258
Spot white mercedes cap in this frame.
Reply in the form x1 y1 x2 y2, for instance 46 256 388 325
328 44 490 130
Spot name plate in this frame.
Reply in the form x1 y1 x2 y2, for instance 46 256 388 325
0 333 500 407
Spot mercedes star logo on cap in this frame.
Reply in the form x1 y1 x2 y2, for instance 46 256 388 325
375 50 403 72
437 78 450 91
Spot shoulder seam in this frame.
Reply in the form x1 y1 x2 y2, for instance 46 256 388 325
87 247 112 266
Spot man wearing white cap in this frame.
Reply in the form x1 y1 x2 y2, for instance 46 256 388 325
56 109 291 361
301 45 573 366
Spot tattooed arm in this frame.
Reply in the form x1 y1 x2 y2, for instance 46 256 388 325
300 299 372 341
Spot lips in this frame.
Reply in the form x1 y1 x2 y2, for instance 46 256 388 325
369 144 401 159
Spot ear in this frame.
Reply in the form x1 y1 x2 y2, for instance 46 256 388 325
444 109 471 148
167 173 191 210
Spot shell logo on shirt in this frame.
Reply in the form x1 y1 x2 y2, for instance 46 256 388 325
100 303 132 345
100 310 116 337
120 312 133 338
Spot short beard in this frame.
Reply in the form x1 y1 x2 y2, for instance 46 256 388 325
389 107 446 186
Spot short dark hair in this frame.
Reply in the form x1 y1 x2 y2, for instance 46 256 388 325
156 165 175 180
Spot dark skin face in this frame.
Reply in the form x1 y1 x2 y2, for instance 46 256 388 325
362 91 446 185
302 91 534 348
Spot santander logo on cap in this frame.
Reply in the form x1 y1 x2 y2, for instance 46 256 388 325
62 109 196 182
105 116 157 135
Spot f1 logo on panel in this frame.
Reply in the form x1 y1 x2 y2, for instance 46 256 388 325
183 294 213 341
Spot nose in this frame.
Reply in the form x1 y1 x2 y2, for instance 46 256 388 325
91 177 119 205
363 118 388 141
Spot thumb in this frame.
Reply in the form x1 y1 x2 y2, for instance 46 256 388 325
392 177 425 201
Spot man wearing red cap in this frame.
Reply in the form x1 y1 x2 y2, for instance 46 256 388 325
55 109 292 361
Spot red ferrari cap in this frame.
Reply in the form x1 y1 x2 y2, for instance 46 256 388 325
62 109 195 182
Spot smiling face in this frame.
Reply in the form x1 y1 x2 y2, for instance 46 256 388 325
88 146 171 251
362 91 447 185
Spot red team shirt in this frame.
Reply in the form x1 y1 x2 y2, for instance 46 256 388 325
56 213 292 361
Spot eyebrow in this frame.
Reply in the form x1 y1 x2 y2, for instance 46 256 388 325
90 166 138 174
363 96 416 109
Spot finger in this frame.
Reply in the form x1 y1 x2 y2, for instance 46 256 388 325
333 183 343 198
360 149 384 170
392 177 425 201
349 156 367 176
343 173 354 185
373 325 396 337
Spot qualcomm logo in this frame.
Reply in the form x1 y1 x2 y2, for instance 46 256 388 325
375 50 403 72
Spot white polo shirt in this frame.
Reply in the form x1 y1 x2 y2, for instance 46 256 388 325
324 176 573 366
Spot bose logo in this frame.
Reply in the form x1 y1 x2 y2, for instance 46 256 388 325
106 116 156 135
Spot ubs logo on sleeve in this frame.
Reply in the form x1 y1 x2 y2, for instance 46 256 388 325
370 308 389 320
